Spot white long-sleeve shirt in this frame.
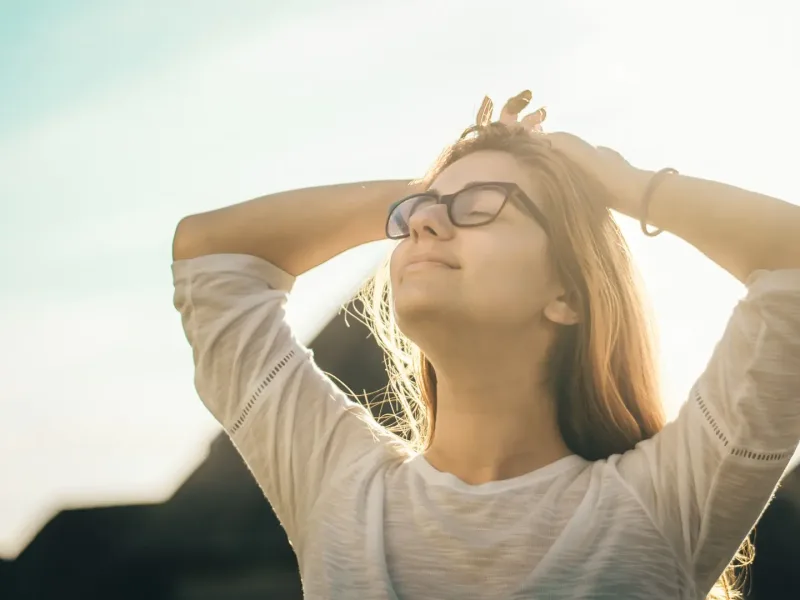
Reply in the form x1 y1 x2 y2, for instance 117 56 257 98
173 253 800 600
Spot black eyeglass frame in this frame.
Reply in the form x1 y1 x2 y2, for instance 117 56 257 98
385 181 549 240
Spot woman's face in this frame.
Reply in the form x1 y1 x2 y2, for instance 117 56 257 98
390 150 575 336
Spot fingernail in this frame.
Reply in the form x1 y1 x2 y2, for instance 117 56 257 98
517 90 533 102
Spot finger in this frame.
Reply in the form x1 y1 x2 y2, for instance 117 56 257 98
521 115 544 132
475 96 494 127
499 90 532 124
521 107 547 131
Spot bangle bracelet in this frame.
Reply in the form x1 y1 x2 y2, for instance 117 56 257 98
640 167 678 237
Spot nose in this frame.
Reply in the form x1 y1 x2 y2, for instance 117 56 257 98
407 202 455 241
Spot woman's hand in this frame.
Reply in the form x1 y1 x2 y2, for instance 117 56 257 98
478 90 800 279
477 90 547 132
546 132 652 218
485 90 653 218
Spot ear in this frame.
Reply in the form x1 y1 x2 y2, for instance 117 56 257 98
543 292 580 326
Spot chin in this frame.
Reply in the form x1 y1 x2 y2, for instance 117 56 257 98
393 286 455 332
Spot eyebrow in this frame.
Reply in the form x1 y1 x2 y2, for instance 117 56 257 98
427 181 493 195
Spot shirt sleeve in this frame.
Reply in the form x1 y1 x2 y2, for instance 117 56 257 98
616 269 800 594
172 253 391 547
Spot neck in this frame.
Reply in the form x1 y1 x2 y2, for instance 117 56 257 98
421 327 573 485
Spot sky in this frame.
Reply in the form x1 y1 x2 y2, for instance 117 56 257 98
1 0 798 558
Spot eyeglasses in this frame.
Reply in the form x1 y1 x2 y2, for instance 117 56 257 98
385 181 549 240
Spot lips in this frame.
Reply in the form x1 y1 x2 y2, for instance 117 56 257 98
405 254 459 269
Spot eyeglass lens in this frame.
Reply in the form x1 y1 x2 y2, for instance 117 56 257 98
387 185 509 239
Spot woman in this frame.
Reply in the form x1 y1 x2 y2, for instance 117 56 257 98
171 91 800 599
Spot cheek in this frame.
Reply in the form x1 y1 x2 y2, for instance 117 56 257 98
464 232 552 313
388 245 403 287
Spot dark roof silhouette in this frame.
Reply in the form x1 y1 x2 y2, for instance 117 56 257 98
2 299 798 599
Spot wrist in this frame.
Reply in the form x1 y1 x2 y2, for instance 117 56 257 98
637 168 680 237
631 169 656 212
609 168 653 219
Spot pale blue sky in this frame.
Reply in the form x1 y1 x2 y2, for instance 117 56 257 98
1 0 798 557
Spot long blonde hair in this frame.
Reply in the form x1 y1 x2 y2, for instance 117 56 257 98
358 123 752 599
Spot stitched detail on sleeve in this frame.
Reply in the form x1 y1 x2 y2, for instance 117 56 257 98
693 389 727 446
230 349 296 435
692 386 795 462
